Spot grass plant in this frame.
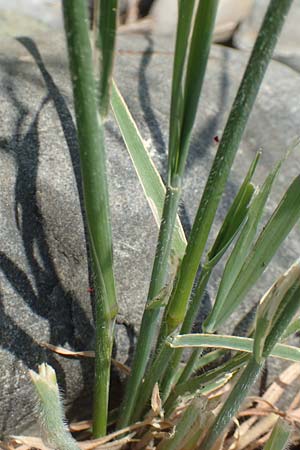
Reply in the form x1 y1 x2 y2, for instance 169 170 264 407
29 0 300 449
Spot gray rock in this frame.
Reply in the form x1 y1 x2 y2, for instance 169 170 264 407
0 0 63 35
150 0 254 41
234 0 300 72
1 32 300 435
0 1 128 36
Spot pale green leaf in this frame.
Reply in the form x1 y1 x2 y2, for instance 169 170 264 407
111 81 187 258
168 333 300 363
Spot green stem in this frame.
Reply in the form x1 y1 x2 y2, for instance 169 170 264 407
119 0 219 428
177 349 202 385
94 0 118 118
160 267 211 399
162 0 294 338
164 352 249 416
62 1 117 437
200 357 263 450
131 344 173 423
117 186 181 428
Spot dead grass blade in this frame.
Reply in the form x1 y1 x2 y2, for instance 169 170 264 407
42 343 130 375
70 420 93 432
10 436 50 450
228 362 300 450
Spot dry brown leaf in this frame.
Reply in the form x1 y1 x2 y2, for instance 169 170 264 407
236 362 300 442
238 408 277 418
0 441 16 450
78 419 154 450
80 434 135 450
70 420 93 432
288 391 300 413
151 383 163 418
42 343 130 375
111 359 131 376
11 436 51 450
42 343 95 358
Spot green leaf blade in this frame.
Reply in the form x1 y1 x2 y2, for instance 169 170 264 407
111 81 187 258
206 152 261 268
263 418 291 450
206 174 300 332
168 333 300 363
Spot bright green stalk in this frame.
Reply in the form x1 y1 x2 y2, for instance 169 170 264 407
201 357 263 450
167 0 196 181
162 0 294 337
62 1 117 437
131 344 173 423
168 0 220 184
159 154 258 397
160 267 211 399
117 186 181 428
94 0 118 118
118 0 219 428
176 349 202 386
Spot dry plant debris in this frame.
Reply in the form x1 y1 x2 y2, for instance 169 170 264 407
2 354 300 450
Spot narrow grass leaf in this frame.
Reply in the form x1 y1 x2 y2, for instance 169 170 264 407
206 152 260 268
263 418 291 450
205 174 300 332
192 349 225 372
168 333 300 363
204 160 281 332
262 277 300 359
254 259 300 362
168 0 196 180
169 0 219 182
282 317 300 339
164 355 244 415
111 81 186 258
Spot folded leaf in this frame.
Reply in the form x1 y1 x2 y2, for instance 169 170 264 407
168 333 300 363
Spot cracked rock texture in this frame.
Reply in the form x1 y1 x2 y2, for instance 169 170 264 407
1 32 300 434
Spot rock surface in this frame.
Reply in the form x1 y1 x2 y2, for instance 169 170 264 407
151 0 254 41
234 0 300 72
1 32 300 435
